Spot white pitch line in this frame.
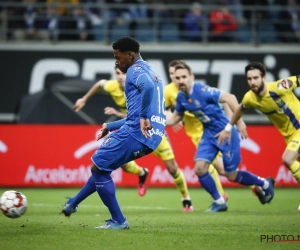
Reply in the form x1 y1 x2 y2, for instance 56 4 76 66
32 203 178 211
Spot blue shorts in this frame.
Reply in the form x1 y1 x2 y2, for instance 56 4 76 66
91 128 153 172
195 128 241 173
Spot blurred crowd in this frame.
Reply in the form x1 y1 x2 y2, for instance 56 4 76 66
0 0 299 43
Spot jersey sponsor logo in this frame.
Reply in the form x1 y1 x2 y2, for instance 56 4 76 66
148 128 164 138
151 115 166 126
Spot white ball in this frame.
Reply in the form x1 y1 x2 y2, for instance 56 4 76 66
298 205 300 212
0 190 28 218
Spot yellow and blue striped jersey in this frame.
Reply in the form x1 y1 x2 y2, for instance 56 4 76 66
103 80 127 114
241 76 300 141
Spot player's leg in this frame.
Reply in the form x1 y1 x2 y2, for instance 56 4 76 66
91 132 152 229
194 140 227 212
61 130 113 214
213 152 265 204
61 175 96 216
210 153 228 201
193 134 228 202
91 165 128 227
283 131 300 183
222 129 275 204
121 161 149 196
163 159 193 212
62 162 149 215
153 135 193 212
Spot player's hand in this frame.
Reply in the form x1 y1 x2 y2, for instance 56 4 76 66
237 120 248 140
172 121 183 133
97 123 109 141
215 129 231 145
104 107 119 116
74 98 86 112
140 119 153 138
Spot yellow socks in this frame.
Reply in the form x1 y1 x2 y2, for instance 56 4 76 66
208 164 226 197
173 169 189 198
122 161 143 175
290 161 300 183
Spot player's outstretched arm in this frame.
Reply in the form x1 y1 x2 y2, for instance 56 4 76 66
104 107 126 118
74 79 107 112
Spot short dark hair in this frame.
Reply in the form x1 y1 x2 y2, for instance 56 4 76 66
112 36 140 53
168 60 185 69
245 62 266 77
174 63 192 75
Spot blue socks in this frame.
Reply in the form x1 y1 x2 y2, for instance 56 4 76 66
91 170 125 223
235 170 264 186
69 175 96 208
198 172 221 200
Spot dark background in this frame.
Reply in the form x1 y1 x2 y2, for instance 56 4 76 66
1 49 298 124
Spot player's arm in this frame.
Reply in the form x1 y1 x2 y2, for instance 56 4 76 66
222 102 233 119
96 119 125 140
106 118 126 132
221 101 246 134
219 92 246 131
216 92 247 145
216 105 246 145
74 79 107 112
164 88 183 132
104 107 127 118
166 106 183 133
166 110 183 126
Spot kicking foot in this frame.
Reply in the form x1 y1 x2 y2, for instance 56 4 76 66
61 197 77 217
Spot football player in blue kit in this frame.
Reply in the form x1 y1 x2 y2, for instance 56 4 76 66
166 62 275 212
61 36 166 229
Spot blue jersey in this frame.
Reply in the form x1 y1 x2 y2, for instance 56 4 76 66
176 82 241 170
176 82 229 137
123 58 166 150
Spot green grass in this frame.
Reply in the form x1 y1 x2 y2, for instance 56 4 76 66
0 187 299 250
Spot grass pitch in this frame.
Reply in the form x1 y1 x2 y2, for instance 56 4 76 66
0 187 299 250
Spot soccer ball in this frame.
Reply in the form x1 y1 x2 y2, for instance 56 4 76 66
0 190 28 218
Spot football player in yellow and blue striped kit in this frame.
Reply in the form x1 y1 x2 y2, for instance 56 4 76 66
218 61 300 187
